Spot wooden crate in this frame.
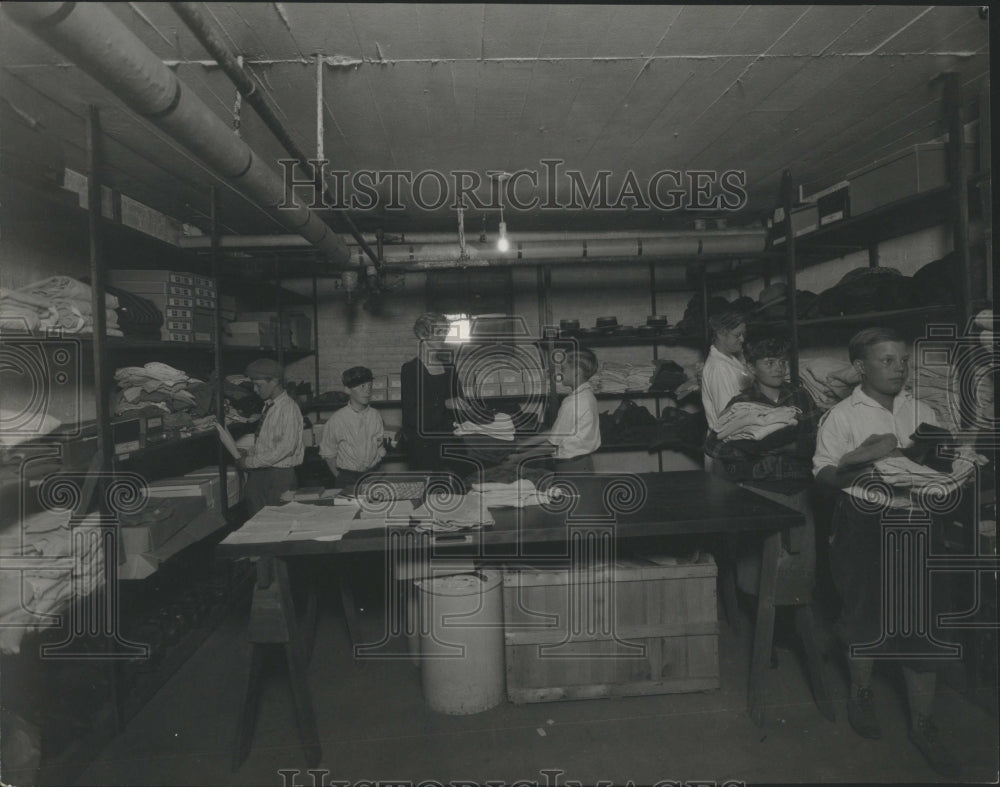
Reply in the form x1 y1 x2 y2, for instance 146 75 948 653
502 556 718 703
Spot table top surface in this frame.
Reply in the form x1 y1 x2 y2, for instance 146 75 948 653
217 471 803 559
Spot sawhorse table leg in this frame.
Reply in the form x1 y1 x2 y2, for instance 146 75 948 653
748 531 781 727
232 557 321 771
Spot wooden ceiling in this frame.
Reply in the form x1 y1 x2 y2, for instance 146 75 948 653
0 4 990 237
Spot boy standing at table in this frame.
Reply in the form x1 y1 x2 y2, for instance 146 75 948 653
239 358 304 516
319 366 395 491
507 348 601 472
813 327 960 779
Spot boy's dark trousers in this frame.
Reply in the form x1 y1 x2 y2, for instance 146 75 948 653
244 467 297 516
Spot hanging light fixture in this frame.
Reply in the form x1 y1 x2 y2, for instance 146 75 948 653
495 172 511 253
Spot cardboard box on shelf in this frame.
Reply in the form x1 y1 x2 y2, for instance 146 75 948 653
847 142 977 216
772 204 819 245
108 269 194 286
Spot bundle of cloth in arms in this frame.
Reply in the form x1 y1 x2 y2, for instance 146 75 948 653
0 275 121 335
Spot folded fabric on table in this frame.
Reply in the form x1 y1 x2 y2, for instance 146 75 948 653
454 413 516 441
470 479 563 508
413 492 495 527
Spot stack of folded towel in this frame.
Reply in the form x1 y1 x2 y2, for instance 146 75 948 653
0 276 121 335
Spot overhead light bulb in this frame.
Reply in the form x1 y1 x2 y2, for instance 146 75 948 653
497 221 509 252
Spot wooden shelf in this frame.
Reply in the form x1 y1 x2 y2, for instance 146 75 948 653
752 304 960 333
764 180 982 273
566 332 701 348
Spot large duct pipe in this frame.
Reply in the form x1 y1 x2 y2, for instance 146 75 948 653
169 2 379 271
180 228 767 250
4 2 351 266
180 229 767 268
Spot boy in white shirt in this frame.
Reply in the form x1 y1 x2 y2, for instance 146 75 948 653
508 348 601 472
813 327 960 779
319 366 395 491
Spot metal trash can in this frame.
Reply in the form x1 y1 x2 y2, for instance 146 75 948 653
415 570 504 714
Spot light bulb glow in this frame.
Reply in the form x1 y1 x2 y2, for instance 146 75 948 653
497 221 509 252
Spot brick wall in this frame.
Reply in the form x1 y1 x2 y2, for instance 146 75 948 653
284 272 428 393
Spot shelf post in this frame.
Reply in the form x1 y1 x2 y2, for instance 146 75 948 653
274 257 285 369
944 72 972 325
87 106 113 481
312 275 320 396
781 170 800 385
210 185 228 516
699 262 709 348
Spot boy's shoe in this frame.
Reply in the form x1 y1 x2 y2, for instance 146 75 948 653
846 686 881 739
909 714 962 780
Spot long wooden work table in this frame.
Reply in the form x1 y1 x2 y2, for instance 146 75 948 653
217 470 805 769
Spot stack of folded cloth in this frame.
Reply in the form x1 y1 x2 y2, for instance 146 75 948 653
470 479 562 508
102 282 163 339
799 357 861 410
0 509 105 655
591 361 657 393
715 402 800 442
412 491 496 529
873 454 985 495
0 276 121 335
112 362 214 429
911 358 960 435
454 413 516 441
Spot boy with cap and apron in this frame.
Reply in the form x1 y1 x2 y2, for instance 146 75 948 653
239 358 305 515
319 366 396 492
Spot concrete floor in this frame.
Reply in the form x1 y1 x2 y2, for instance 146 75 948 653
73 586 998 787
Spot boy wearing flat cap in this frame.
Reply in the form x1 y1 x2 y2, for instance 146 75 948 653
240 358 305 515
319 366 395 491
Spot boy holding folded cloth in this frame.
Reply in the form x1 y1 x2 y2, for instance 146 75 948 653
813 327 971 779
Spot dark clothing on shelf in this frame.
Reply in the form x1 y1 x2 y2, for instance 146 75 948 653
400 357 464 473
705 381 819 495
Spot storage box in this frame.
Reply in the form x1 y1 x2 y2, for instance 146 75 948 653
108 269 193 286
226 320 276 348
772 205 819 245
847 142 977 216
501 382 525 397
160 329 193 343
498 369 521 384
387 373 402 390
480 384 501 398
370 390 388 402
112 280 193 298
503 556 719 703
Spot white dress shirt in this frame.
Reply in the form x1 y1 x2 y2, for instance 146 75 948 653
701 345 753 431
549 381 601 459
813 385 938 502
